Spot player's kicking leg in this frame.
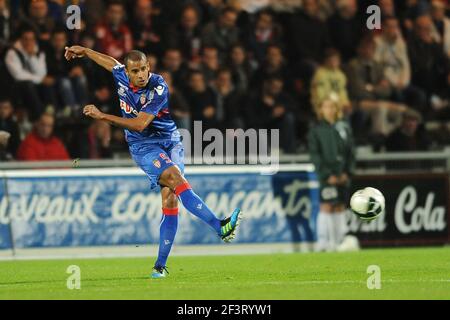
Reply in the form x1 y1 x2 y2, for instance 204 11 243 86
159 166 242 243
151 187 178 279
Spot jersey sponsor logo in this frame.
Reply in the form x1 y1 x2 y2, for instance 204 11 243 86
118 87 126 97
120 100 138 116
153 159 161 168
140 93 146 105
155 85 164 96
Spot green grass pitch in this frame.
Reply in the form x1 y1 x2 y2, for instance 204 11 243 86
0 247 449 300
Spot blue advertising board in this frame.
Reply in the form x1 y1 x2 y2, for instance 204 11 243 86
0 166 319 248
0 177 12 249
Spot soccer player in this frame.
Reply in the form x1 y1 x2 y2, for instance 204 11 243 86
64 46 241 278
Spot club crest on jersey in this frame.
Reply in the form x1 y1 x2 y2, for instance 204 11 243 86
153 159 161 168
140 93 146 105
155 85 164 96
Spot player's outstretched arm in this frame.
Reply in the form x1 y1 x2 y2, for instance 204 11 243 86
64 46 120 72
83 105 154 132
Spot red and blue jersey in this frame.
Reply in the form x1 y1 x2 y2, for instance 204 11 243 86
112 64 180 145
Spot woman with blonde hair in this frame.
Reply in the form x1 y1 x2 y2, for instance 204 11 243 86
308 98 355 251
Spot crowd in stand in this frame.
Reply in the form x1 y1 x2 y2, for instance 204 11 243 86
0 0 449 161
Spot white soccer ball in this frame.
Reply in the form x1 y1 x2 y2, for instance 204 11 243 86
350 187 385 221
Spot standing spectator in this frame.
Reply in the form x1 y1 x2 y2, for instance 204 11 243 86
165 4 203 64
408 14 449 117
328 0 364 62
4 27 57 120
247 76 297 153
129 0 162 55
308 99 355 252
201 6 239 60
311 48 351 115
94 0 133 60
16 112 70 161
0 98 21 160
46 29 89 117
246 10 282 65
0 0 11 51
185 70 218 130
430 0 450 58
374 16 427 113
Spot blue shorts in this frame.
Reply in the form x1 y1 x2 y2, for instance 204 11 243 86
129 140 185 190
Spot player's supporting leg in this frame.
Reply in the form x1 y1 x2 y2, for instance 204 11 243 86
159 166 241 241
152 187 179 279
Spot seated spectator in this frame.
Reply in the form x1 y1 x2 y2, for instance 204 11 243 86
346 36 407 138
210 68 245 129
374 16 427 113
311 48 351 115
160 48 189 92
247 76 297 153
201 6 239 61
94 0 133 60
165 4 202 64
0 0 11 52
159 70 191 131
400 0 431 34
328 0 363 62
246 10 282 65
228 44 254 94
4 26 57 120
251 44 290 91
185 70 218 130
129 0 162 54
21 0 56 45
46 29 89 117
16 112 70 161
199 46 221 86
407 15 450 118
86 119 112 159
430 0 450 58
0 98 21 160
386 109 431 151
378 0 396 18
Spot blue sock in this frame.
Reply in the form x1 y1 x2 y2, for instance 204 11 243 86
175 182 221 234
155 208 178 268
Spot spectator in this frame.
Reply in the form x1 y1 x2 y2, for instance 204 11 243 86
185 70 218 130
86 119 112 159
311 48 351 115
400 0 431 34
0 98 21 159
46 29 89 117
129 0 162 54
386 109 431 151
94 0 133 60
251 44 290 90
199 46 220 86
378 0 396 17
247 76 297 153
210 68 244 129
22 0 56 44
407 14 450 117
160 48 189 92
16 112 70 161
328 0 364 62
165 4 202 64
4 26 57 120
0 0 11 51
201 6 239 60
430 0 450 58
346 36 407 137
159 70 191 131
374 16 427 113
228 44 254 94
246 10 282 65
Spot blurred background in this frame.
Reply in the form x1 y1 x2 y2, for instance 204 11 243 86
0 0 449 256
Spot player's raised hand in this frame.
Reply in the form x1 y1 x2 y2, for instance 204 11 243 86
65 45 86 60
83 105 104 120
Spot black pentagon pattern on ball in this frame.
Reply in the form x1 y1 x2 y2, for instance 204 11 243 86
351 196 383 221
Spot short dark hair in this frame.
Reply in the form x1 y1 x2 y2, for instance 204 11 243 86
123 50 147 67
